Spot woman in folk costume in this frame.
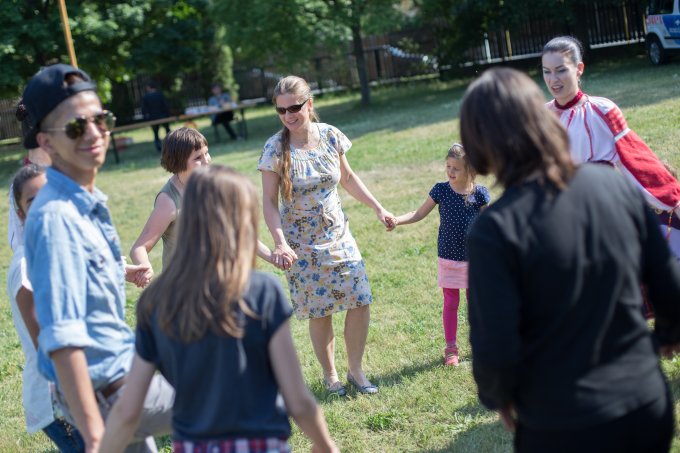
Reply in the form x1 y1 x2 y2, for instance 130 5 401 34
542 36 680 260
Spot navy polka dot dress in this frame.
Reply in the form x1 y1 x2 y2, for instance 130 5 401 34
429 183 490 261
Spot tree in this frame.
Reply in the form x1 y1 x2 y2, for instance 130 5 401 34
0 1 149 99
0 0 234 105
318 0 395 106
215 0 410 106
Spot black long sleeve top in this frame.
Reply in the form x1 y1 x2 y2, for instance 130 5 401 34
467 164 680 431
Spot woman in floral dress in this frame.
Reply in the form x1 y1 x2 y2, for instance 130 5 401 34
259 76 394 396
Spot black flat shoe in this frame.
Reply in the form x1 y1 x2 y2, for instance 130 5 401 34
324 379 347 397
347 373 378 394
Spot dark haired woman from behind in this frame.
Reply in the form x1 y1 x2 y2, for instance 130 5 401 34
101 166 338 453
461 67 680 453
542 36 680 260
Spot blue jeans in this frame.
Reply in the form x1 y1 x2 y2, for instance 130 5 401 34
42 418 85 452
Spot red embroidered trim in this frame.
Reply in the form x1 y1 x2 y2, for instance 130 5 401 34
554 90 583 110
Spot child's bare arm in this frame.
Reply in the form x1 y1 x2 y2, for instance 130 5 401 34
270 320 338 452
393 196 437 228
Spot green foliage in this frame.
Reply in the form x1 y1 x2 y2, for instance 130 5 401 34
215 0 341 71
214 0 411 105
0 0 234 104
0 1 66 98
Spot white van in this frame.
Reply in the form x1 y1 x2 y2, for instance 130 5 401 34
646 0 680 64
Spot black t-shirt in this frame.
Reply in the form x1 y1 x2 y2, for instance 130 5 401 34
141 91 170 119
136 271 293 440
467 164 680 430
429 183 490 261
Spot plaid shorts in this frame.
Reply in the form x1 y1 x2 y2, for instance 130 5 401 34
173 437 291 453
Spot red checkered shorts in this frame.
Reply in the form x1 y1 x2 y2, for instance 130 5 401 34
173 437 291 453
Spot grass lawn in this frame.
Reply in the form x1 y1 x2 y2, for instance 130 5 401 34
0 54 679 452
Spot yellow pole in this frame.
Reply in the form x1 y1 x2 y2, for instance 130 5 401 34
57 0 78 68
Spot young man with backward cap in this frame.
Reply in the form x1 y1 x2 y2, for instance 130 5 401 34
22 63 174 453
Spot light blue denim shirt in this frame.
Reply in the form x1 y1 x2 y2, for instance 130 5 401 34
24 167 134 390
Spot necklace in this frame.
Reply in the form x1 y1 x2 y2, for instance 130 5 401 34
554 90 584 110
175 174 186 188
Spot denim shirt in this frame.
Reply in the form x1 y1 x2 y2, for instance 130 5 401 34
24 168 134 390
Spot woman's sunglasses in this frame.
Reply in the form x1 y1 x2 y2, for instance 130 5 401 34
275 99 309 115
43 111 116 140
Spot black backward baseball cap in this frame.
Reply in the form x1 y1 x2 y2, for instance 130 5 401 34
21 64 97 149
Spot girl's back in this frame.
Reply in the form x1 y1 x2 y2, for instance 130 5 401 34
136 271 292 440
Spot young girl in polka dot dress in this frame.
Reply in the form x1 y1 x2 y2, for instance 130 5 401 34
392 144 490 366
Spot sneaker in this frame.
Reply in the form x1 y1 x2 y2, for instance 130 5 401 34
444 346 459 366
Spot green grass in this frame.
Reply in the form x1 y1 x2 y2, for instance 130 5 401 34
1 55 679 452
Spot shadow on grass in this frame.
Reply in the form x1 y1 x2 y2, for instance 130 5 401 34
308 357 441 402
422 420 513 453
373 357 442 389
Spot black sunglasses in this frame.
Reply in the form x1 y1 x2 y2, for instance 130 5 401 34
275 99 309 115
43 111 116 139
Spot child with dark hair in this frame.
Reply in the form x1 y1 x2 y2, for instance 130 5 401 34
391 144 490 366
131 128 278 283
8 103 52 253
130 127 211 280
7 164 85 452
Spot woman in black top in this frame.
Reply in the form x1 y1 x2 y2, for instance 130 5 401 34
460 67 680 453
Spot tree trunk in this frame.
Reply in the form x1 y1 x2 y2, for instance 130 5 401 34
351 23 371 106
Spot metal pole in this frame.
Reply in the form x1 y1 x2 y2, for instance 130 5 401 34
57 0 78 68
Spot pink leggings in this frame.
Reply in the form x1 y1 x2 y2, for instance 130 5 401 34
443 288 461 346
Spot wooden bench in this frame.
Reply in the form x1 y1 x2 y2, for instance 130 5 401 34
109 97 266 163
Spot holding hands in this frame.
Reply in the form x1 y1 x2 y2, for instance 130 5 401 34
271 242 298 270
124 261 153 288
386 196 438 233
375 206 397 231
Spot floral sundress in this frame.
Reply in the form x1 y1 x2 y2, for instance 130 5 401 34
258 123 373 320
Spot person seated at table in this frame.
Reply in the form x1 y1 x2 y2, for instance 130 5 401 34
141 81 171 152
208 83 238 141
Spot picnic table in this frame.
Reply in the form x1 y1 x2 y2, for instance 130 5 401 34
109 97 266 163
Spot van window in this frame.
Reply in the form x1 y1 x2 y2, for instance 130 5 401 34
649 0 675 14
